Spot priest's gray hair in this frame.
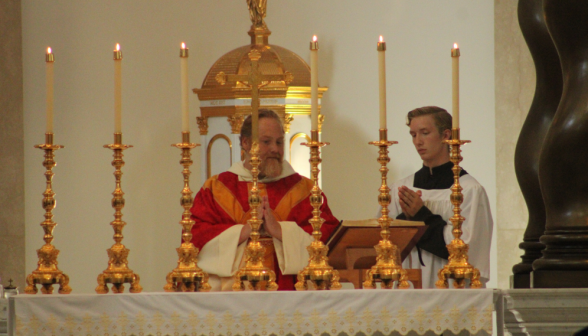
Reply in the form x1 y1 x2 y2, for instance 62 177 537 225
240 109 285 148
406 106 452 138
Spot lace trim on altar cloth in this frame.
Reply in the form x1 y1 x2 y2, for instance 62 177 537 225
14 303 493 336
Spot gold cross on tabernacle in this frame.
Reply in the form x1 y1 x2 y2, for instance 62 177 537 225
215 49 293 139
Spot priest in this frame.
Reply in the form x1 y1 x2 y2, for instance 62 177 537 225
389 106 493 288
190 109 340 290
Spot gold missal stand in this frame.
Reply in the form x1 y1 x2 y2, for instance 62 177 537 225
295 130 342 290
25 133 72 294
96 133 142 294
435 128 482 289
327 219 425 289
363 129 410 289
164 132 211 292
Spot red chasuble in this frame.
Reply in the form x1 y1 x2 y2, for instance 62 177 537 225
190 171 340 290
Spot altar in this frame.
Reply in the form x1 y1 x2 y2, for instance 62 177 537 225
7 289 500 336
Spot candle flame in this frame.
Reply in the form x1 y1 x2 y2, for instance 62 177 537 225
47 47 52 54
379 35 383 43
312 35 317 42
453 43 458 49
116 43 120 51
181 42 186 49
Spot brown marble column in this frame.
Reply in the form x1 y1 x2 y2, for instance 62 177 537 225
533 0 588 288
0 0 25 290
511 0 562 288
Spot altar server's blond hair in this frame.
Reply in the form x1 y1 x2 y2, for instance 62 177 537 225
406 106 452 138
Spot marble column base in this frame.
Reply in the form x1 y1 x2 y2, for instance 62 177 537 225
503 289 588 335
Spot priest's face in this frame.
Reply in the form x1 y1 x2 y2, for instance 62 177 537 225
409 115 451 167
242 118 285 178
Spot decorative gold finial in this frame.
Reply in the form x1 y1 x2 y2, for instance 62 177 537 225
246 0 271 45
196 116 209 135
247 0 267 28
283 114 294 133
228 115 246 134
318 114 325 134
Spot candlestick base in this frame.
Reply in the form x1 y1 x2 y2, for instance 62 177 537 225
96 133 142 294
232 142 279 291
363 132 409 289
435 129 482 289
232 242 279 291
295 131 341 291
25 136 72 294
164 133 211 292
25 260 71 294
164 242 211 292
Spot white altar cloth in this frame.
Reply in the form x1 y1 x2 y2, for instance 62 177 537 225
8 289 496 336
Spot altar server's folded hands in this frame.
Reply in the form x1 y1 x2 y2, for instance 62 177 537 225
398 186 423 219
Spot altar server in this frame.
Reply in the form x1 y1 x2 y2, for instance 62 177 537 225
390 106 493 288
190 109 339 291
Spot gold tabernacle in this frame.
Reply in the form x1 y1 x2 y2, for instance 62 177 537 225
362 129 409 289
25 133 72 294
96 133 142 294
435 128 482 289
295 130 342 290
164 132 211 292
216 46 293 291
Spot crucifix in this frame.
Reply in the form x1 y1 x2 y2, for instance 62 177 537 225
216 48 293 291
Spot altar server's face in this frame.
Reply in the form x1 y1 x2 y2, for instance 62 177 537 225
243 118 285 178
409 115 451 167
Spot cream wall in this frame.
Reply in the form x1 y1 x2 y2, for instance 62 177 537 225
21 0 497 293
0 0 25 290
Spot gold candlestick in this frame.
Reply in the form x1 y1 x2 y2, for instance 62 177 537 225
96 133 142 294
164 132 211 292
295 130 341 291
435 128 482 289
25 133 71 294
232 142 279 291
363 129 409 289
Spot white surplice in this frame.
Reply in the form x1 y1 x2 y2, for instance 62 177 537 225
389 173 493 288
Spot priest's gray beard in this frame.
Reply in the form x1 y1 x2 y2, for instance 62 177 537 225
260 157 282 179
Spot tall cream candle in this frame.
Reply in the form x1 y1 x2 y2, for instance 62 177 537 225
310 35 319 131
46 47 54 133
451 43 460 129
377 36 387 130
114 43 122 133
180 42 189 133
